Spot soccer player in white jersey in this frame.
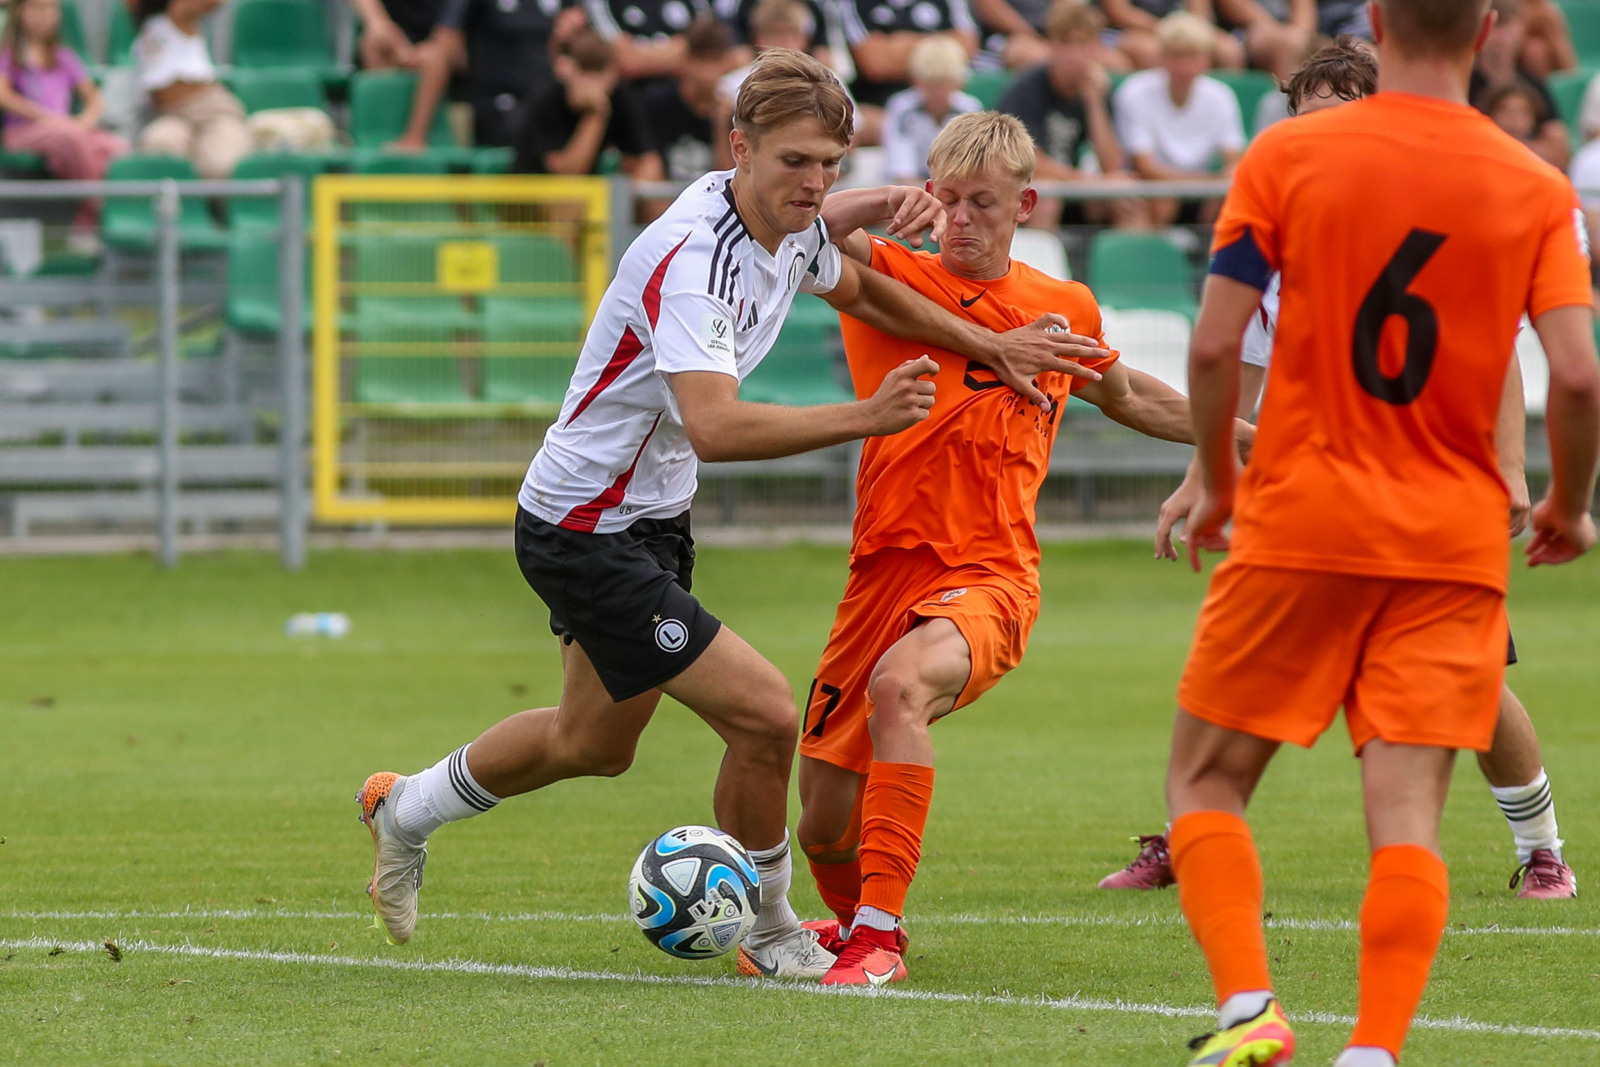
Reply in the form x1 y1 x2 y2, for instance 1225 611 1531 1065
1098 38 1578 899
354 48 1114 976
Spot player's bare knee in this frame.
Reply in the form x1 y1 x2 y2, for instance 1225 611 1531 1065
866 669 933 732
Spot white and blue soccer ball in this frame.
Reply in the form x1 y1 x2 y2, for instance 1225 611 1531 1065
628 825 761 959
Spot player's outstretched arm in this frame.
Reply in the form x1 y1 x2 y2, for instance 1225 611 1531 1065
820 255 1104 410
1154 360 1265 560
1528 304 1600 565
1076 361 1256 452
1183 275 1261 571
820 186 946 264
668 358 938 463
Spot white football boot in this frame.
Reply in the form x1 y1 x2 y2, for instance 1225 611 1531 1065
356 772 427 945
735 923 837 979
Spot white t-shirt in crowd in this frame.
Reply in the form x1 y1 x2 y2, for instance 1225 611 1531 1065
882 87 981 182
519 169 843 533
1113 69 1245 173
134 15 216 92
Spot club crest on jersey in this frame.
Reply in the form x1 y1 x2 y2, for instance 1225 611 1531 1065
701 312 734 357
940 588 967 603
655 618 690 652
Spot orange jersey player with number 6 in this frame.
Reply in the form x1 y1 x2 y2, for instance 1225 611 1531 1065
771 111 1256 989
1169 1 1600 1066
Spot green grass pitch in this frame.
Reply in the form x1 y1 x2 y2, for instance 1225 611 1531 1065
1 541 1597 1065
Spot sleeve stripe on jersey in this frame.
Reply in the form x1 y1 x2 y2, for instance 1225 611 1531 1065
707 203 749 302
565 235 689 427
1209 226 1273 292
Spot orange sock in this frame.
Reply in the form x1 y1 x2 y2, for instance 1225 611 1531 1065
1350 844 1449 1058
806 855 862 924
856 761 935 919
1169 810 1273 1006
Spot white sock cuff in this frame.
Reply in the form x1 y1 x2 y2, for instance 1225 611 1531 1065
1489 768 1549 804
1217 990 1273 1031
1333 1046 1397 1067
747 830 790 866
853 904 898 932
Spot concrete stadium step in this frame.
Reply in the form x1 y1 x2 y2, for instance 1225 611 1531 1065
0 445 281 487
6 489 281 539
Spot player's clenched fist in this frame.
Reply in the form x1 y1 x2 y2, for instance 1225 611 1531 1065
1526 497 1598 566
865 356 939 434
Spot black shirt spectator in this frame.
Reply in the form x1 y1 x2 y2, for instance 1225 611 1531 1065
714 0 829 46
1000 64 1091 166
438 0 578 146
583 0 715 84
639 14 737 180
840 0 978 108
512 29 661 175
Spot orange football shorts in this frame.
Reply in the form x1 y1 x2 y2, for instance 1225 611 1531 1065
799 546 1038 775
1179 561 1508 753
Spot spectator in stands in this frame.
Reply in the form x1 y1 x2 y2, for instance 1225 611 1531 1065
839 0 977 144
390 0 584 150
642 13 739 179
129 0 250 179
348 0 445 69
1112 10 1243 223
0 0 128 213
968 0 1052 70
883 36 981 183
584 0 736 85
1483 80 1568 169
512 28 665 179
714 0 835 69
1100 0 1243 71
713 0 849 165
1519 0 1575 77
1471 0 1569 170
1212 0 1312 81
1000 0 1147 228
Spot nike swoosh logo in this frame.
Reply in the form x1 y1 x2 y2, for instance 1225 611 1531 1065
864 965 899 987
741 948 779 977
959 292 984 308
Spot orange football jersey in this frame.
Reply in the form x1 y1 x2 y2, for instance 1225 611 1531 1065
839 237 1120 585
1211 92 1592 592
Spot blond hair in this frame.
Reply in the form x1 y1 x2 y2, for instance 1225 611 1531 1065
909 35 970 86
749 0 812 38
926 111 1036 185
1046 0 1105 42
1155 10 1216 54
734 47 854 145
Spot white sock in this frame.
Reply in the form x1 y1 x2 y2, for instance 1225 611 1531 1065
852 904 898 932
1333 1046 1396 1067
392 744 501 847
1217 990 1274 1030
1490 769 1563 863
745 832 801 946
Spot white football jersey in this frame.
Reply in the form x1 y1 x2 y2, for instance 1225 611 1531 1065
519 170 843 533
1240 272 1279 369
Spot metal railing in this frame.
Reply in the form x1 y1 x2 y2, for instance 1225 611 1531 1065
0 177 307 568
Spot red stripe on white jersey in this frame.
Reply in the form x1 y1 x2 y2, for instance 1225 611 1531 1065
562 236 689 428
558 414 665 532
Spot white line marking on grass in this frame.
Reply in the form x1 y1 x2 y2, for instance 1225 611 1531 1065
3 936 1598 1043
5 909 1597 939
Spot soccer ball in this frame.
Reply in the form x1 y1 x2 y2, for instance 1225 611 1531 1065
627 825 762 959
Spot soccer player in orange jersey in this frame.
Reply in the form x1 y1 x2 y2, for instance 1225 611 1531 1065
1169 1 1600 1064
751 111 1255 988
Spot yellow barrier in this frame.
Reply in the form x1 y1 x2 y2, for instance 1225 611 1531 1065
311 175 610 524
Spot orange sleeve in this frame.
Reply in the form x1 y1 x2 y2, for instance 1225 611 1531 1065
1528 180 1594 320
1209 134 1285 289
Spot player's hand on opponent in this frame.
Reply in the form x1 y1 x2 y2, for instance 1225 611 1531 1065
1184 488 1234 573
986 314 1106 411
1155 461 1203 561
882 186 945 249
864 356 939 434
1525 496 1597 565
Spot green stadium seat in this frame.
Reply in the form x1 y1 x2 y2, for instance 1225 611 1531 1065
108 1 138 65
102 155 228 253
472 146 515 174
1207 69 1278 138
230 0 336 72
349 70 456 150
965 69 1012 110
1561 2 1600 67
741 293 851 405
492 232 578 282
0 148 46 176
226 230 310 336
481 297 584 405
229 66 331 114
349 236 471 405
60 1 88 59
228 153 324 231
1087 231 1197 318
1548 68 1593 142
350 152 459 224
